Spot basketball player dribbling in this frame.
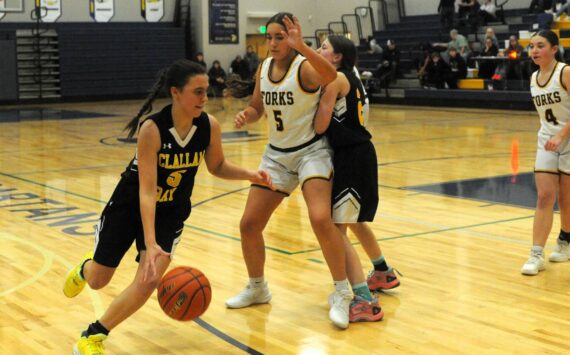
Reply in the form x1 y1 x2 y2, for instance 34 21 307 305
63 60 272 354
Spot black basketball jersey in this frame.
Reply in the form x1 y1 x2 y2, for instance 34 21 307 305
120 104 211 221
326 68 372 148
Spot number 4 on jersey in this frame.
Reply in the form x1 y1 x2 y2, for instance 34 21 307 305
545 108 559 125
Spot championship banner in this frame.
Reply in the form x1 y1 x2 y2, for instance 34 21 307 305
141 0 163 23
90 0 114 23
35 0 61 23
0 0 6 21
209 0 239 44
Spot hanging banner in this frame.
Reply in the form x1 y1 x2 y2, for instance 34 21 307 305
90 0 114 23
209 0 239 44
141 0 163 23
35 0 62 23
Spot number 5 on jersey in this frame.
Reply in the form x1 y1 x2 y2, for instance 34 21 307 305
273 110 284 131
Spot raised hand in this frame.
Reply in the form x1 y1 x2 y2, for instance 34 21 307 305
282 15 303 51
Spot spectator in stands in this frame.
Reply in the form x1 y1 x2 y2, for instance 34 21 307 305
529 0 554 13
447 47 468 88
458 0 474 21
208 60 227 97
491 49 508 89
442 29 471 61
192 52 207 70
478 37 499 79
506 35 525 80
376 39 401 84
367 36 383 55
230 55 250 80
458 0 481 31
479 0 497 25
424 51 451 89
438 0 456 32
244 45 260 79
481 27 499 48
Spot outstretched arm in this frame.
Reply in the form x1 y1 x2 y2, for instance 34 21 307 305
206 115 273 187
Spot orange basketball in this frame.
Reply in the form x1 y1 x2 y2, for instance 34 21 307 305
157 266 212 321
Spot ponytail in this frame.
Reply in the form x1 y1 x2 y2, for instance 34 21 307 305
124 59 207 138
125 69 168 138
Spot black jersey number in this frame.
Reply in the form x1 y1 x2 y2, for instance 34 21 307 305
545 108 560 125
273 110 284 131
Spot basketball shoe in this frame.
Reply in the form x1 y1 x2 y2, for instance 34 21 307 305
328 289 352 329
367 268 401 291
225 282 271 308
521 251 545 275
349 295 384 323
64 251 94 298
73 333 106 355
549 239 570 262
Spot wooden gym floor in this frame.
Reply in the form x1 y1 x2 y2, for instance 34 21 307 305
0 97 569 354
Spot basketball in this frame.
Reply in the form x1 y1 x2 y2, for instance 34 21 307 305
157 266 212 321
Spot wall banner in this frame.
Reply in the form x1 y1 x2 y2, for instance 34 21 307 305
209 0 239 44
36 0 61 23
90 0 114 23
141 0 163 23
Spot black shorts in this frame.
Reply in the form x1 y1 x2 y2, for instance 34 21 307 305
93 194 184 268
332 141 379 223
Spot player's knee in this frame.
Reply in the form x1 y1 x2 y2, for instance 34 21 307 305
87 275 111 290
308 212 332 231
240 215 263 235
537 190 556 207
139 277 161 293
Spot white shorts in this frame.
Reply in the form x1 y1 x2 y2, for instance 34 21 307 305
535 132 570 174
257 137 333 195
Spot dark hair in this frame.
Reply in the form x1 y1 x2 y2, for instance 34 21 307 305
326 35 357 71
266 12 294 31
532 30 563 61
124 59 206 138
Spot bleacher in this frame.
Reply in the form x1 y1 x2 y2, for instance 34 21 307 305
358 8 570 110
0 22 184 101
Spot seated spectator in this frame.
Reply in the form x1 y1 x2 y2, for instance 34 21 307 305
529 0 554 13
230 55 250 80
436 29 471 61
208 60 226 97
447 47 468 88
478 37 499 79
506 35 525 80
244 45 260 79
439 0 456 32
367 36 383 55
491 49 508 90
376 39 401 85
192 52 207 70
458 0 474 21
481 27 499 48
479 0 497 25
424 51 451 89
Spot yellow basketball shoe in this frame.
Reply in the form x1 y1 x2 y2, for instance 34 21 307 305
63 251 94 298
73 333 106 355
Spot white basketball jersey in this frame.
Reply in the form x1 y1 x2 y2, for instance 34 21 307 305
260 54 320 149
530 62 570 136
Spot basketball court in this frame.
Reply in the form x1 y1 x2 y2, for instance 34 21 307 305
1 97 569 354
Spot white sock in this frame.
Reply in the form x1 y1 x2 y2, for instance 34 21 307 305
334 279 350 293
249 276 265 288
531 245 544 255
